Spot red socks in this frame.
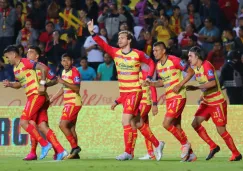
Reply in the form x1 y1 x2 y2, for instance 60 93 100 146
46 129 64 153
221 131 240 156
26 124 48 147
138 123 159 147
131 129 137 156
123 125 133 154
30 136 38 154
166 125 187 145
66 134 78 149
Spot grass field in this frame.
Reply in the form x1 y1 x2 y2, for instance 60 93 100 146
1 157 243 171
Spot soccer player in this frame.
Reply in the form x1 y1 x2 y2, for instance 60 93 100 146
3 45 52 160
187 46 242 161
23 46 67 160
50 54 82 159
88 19 164 161
146 42 196 162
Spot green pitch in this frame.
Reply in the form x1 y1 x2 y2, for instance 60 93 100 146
1 157 243 171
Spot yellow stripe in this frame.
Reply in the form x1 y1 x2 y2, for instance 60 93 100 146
29 95 38 115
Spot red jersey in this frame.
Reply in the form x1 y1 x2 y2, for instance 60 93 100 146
92 34 155 93
194 60 225 105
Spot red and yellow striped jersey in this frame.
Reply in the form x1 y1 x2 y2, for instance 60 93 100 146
92 35 155 93
14 58 39 97
36 67 55 83
139 70 157 105
194 60 225 105
157 55 188 100
62 67 82 106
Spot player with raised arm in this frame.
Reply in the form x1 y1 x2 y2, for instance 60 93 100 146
23 46 67 161
50 53 82 159
3 45 52 160
187 46 242 161
146 42 196 162
88 19 164 161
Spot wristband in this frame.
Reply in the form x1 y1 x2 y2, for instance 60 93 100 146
40 80 46 86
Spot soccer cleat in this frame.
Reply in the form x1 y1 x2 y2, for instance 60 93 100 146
229 154 242 161
23 153 37 161
155 141 165 161
73 154 80 159
138 153 156 160
39 143 52 160
56 150 68 160
64 146 82 159
181 142 191 161
115 152 133 161
206 146 220 160
53 153 58 160
186 149 197 162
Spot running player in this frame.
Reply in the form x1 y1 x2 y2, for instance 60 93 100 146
145 42 196 162
23 46 67 160
88 19 164 161
187 46 242 161
50 53 82 159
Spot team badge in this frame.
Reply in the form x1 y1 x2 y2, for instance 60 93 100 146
208 70 214 76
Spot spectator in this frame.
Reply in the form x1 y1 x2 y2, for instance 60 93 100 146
0 0 16 61
83 25 107 71
119 6 135 29
16 19 39 54
235 26 243 53
77 8 90 44
27 0 46 31
135 0 148 27
181 2 201 30
170 6 182 36
110 22 130 47
84 0 99 25
45 30 66 74
206 41 225 77
97 53 114 81
143 31 156 61
167 37 182 57
46 0 61 30
171 0 191 15
15 2 27 40
234 17 243 37
17 44 25 58
222 29 235 56
98 3 127 40
220 50 243 104
218 0 238 27
77 57 96 81
100 27 108 40
198 17 220 54
178 23 198 48
38 21 54 44
37 43 48 65
182 35 199 51
66 32 85 67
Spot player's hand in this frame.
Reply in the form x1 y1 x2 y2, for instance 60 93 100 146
57 76 65 84
3 79 11 88
172 84 182 94
87 19 94 35
38 85 46 95
152 105 158 116
141 80 149 87
111 103 117 110
186 85 199 91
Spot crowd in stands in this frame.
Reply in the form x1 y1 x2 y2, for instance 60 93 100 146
0 0 243 83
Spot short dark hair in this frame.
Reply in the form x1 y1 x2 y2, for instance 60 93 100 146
3 45 19 55
81 57 88 61
67 32 76 40
62 53 73 60
173 5 180 11
153 41 167 53
189 46 205 60
46 21 54 28
29 45 41 57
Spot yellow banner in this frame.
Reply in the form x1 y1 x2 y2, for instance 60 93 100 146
0 106 242 158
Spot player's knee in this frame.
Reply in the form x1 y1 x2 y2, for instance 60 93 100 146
163 120 170 130
191 121 199 129
216 126 226 135
19 119 28 129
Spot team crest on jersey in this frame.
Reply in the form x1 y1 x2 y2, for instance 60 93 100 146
180 60 186 67
48 70 54 76
74 76 80 82
208 70 214 76
29 60 35 64
144 53 150 59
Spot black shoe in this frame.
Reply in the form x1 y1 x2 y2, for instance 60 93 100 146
206 146 220 160
230 154 242 161
71 146 81 155
73 154 80 159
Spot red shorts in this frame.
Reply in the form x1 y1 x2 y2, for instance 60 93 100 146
195 101 227 126
139 104 151 120
120 91 143 116
21 94 46 121
36 100 49 125
165 98 186 118
61 104 81 123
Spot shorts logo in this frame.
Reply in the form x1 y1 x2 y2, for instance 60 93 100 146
208 70 214 77
74 76 80 82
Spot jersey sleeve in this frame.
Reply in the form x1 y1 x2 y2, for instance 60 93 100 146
47 68 56 80
204 62 216 81
172 57 188 72
72 70 81 85
139 51 155 78
22 58 37 69
115 96 123 104
150 86 157 105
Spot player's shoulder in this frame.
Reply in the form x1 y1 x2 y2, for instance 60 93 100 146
168 55 180 61
202 60 214 69
71 67 81 75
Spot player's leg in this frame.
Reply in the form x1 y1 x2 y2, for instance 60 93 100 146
163 98 190 161
69 123 80 159
59 105 81 159
192 103 219 160
23 120 38 160
130 117 137 158
212 102 242 161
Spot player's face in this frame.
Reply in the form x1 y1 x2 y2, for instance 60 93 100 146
153 46 165 60
4 52 16 65
61 57 73 70
188 51 198 66
27 49 38 61
118 33 130 48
